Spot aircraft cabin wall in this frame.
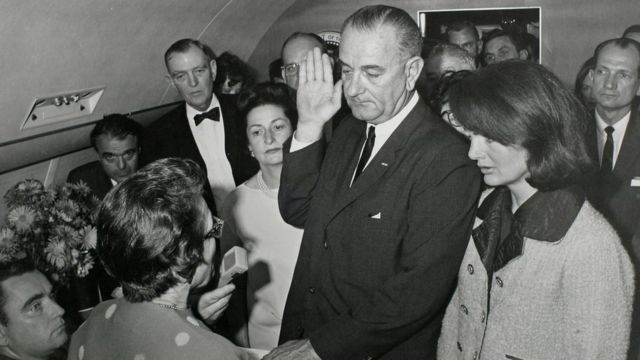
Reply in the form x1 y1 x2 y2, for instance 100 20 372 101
250 0 639 87
0 0 295 221
0 0 637 222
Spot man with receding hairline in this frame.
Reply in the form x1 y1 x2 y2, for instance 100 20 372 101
281 32 328 91
143 38 257 216
623 24 640 43
266 5 480 360
419 43 476 99
586 36 640 360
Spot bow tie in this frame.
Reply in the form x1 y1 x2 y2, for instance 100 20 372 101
193 107 220 125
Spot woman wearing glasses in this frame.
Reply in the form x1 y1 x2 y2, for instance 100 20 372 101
437 61 633 359
68 158 250 360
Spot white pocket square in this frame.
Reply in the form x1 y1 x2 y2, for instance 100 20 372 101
631 177 640 187
369 212 382 219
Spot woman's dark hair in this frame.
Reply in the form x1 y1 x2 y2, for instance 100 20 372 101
236 82 298 144
448 60 595 191
574 57 596 107
428 70 474 114
213 51 256 93
97 158 207 302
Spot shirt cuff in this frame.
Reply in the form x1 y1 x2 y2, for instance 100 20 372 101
290 131 315 152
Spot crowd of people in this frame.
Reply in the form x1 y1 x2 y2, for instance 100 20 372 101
1 4 640 360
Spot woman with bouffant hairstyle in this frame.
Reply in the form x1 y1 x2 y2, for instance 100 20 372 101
437 60 633 359
68 158 250 360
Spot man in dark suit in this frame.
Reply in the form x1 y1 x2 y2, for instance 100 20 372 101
143 39 257 215
0 259 68 360
266 6 481 360
587 38 640 254
67 114 142 200
281 32 349 140
67 114 140 307
587 37 640 360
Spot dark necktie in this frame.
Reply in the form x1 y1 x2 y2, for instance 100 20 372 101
353 126 376 182
601 126 614 172
193 107 220 126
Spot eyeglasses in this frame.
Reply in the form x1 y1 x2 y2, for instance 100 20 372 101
440 110 462 129
281 63 300 76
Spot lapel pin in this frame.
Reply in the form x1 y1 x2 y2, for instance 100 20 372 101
381 162 388 167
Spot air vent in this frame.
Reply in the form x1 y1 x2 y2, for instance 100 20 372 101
21 87 105 131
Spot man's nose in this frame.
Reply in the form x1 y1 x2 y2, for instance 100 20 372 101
604 74 616 89
344 74 363 97
116 156 126 170
49 298 65 317
188 72 198 87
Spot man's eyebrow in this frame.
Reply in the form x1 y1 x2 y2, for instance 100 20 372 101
362 65 385 72
21 293 44 312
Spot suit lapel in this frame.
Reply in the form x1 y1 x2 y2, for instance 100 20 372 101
96 167 113 199
328 102 427 221
614 105 640 176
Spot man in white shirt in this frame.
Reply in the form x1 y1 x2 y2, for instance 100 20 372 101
144 39 257 216
143 39 258 332
588 37 640 247
266 5 480 360
67 114 142 200
587 37 640 360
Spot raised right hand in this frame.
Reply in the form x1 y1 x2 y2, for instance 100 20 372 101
295 47 343 143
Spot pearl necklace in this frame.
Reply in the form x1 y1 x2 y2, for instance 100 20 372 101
256 171 278 199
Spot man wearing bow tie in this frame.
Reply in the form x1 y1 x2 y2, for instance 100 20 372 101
144 38 257 215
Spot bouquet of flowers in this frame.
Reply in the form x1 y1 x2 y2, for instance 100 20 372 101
0 179 99 287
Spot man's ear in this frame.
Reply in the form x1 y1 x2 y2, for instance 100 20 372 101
165 73 175 87
210 59 217 82
518 49 530 61
405 56 424 91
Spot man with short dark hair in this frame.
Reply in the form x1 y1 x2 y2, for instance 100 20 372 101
0 259 67 360
67 114 142 200
143 39 257 216
266 5 480 360
482 29 529 65
445 20 482 62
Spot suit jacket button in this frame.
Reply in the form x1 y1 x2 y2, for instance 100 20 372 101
309 287 316 294
467 264 474 274
323 241 329 249
496 276 504 287
460 304 468 314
